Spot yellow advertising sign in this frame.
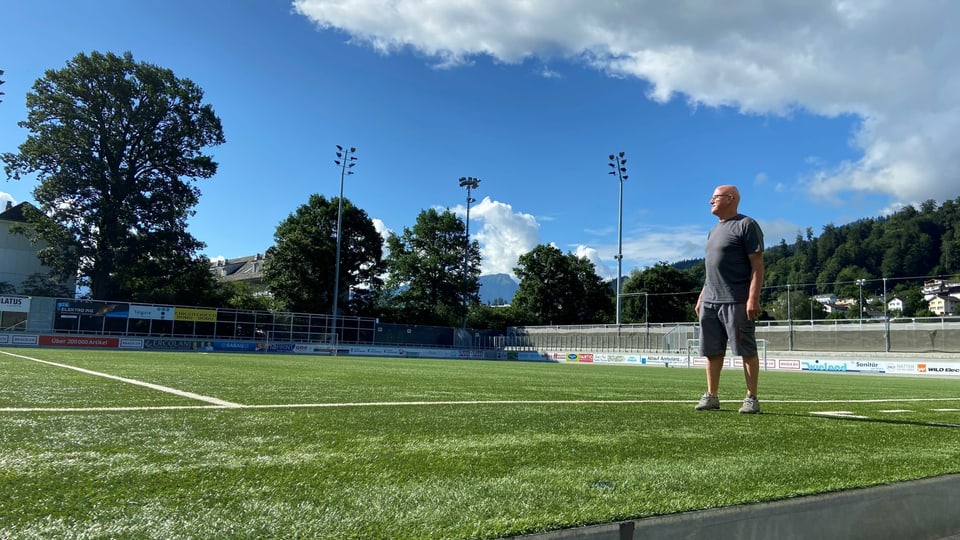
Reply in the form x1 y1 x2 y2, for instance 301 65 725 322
174 307 218 322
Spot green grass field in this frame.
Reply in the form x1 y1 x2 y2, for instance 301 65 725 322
1 348 958 539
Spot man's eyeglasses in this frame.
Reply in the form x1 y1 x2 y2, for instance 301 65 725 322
710 194 733 201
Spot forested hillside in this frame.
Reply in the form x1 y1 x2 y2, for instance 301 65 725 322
677 197 960 319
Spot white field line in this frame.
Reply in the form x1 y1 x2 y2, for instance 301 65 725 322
1 397 959 413
0 350 242 408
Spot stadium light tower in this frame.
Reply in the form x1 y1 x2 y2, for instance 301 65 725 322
855 278 866 325
458 176 480 329
608 152 628 326
332 145 357 349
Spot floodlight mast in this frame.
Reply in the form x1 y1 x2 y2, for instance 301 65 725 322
332 145 357 353
459 176 480 329
608 152 628 327
855 278 866 326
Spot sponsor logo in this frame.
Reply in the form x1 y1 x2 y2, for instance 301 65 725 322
40 336 119 348
927 366 960 373
174 307 217 323
144 339 198 350
56 302 98 316
802 360 848 372
0 334 8 344
119 338 144 349
12 335 38 345
0 296 31 312
925 366 960 373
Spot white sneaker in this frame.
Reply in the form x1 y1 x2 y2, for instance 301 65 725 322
738 395 760 414
695 393 720 411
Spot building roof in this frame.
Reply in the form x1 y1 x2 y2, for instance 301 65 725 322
0 201 33 222
210 253 266 283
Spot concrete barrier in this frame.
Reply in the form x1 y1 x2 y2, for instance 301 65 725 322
508 474 960 540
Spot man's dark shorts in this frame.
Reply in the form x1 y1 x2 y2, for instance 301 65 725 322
698 302 758 357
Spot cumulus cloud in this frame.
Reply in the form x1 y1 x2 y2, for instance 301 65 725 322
370 217 394 263
573 244 612 280
292 0 960 207
0 192 16 211
451 197 540 277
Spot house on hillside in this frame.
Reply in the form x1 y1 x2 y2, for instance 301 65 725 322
922 279 960 300
813 293 838 305
0 201 74 295
929 295 957 316
822 303 847 316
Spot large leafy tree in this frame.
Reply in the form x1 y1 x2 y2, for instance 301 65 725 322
1 51 225 301
264 194 383 315
382 208 480 326
621 262 700 323
512 244 613 325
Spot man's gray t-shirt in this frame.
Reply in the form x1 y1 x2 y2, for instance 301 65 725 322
702 214 764 304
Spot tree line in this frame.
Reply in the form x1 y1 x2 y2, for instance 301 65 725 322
3 52 957 331
0 51 619 328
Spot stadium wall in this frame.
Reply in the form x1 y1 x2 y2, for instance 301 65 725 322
508 319 960 353
0 332 547 362
535 347 960 377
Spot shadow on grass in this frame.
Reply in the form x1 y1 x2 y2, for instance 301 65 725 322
767 410 960 430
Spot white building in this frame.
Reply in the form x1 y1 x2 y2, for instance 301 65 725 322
929 295 957 316
813 293 838 305
0 202 56 293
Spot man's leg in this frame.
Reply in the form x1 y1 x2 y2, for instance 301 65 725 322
742 354 759 397
695 354 725 410
706 355 724 395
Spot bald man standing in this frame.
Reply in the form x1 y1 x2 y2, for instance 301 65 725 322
694 185 765 414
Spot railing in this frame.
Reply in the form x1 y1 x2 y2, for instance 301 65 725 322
1 319 27 332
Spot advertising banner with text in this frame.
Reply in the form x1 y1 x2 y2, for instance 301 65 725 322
0 295 31 313
40 335 120 348
130 305 174 320
55 300 129 318
174 307 217 322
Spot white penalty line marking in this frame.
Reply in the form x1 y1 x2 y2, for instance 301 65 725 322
0 350 242 409
2 350 958 413
2 397 960 413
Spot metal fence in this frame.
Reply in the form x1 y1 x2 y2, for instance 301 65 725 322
508 317 960 354
8 293 960 353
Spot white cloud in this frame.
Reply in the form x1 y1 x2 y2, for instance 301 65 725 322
0 192 16 211
452 197 540 277
573 244 612 280
372 217 392 239
292 0 960 209
371 217 393 260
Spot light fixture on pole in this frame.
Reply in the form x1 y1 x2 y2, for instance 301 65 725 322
459 176 480 329
787 283 793 351
608 152 628 326
644 291 649 349
855 278 866 325
883 277 890 352
332 145 357 350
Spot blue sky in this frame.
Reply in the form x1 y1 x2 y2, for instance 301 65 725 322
2 1 958 280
